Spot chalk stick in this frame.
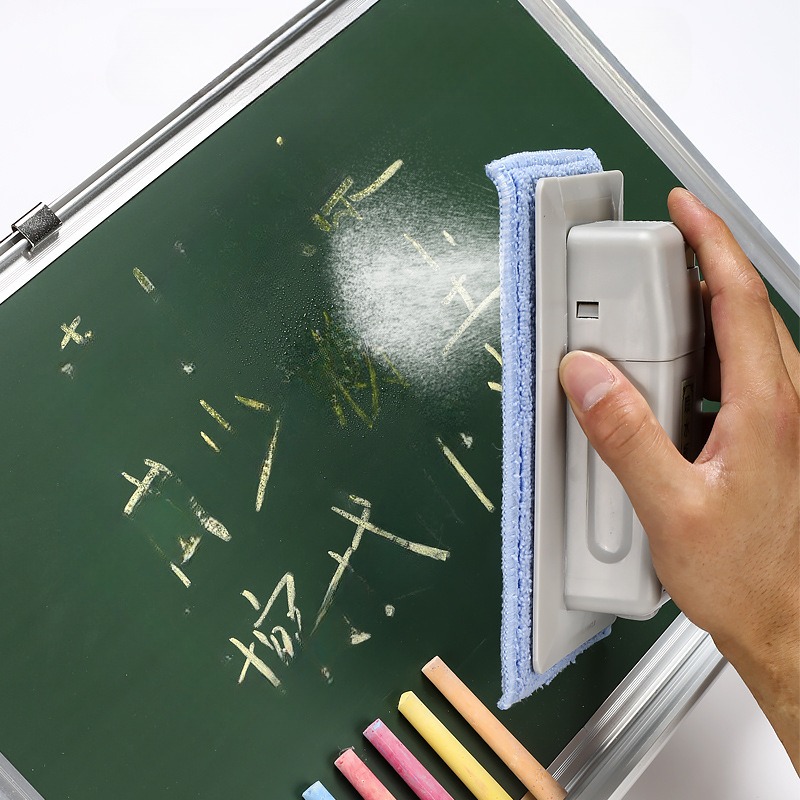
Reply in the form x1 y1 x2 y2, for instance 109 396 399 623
303 780 338 800
364 718 455 800
334 747 397 800
422 656 567 800
398 691 513 800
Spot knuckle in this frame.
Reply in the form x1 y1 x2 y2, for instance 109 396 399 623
591 396 654 461
738 268 770 304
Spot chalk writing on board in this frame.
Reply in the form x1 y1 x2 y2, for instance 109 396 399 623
122 459 172 515
230 572 302 688
228 638 282 689
484 343 502 365
120 458 231 586
307 312 406 428
442 284 500 357
229 572 303 689
485 344 502 393
256 417 281 512
404 233 441 272
200 399 234 433
313 495 449 634
235 395 270 412
201 431 221 452
436 437 495 512
59 315 93 349
347 619 371 646
313 159 403 232
133 268 156 295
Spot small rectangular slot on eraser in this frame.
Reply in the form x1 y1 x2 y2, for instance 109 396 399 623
576 301 599 319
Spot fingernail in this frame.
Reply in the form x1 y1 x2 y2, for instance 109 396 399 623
680 188 705 207
559 351 616 411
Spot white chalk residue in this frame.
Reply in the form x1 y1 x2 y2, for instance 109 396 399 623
384 604 395 617
170 563 191 587
201 431 221 452
121 459 172 515
255 417 281 512
349 627 372 646
436 436 495 513
329 177 499 402
189 497 231 541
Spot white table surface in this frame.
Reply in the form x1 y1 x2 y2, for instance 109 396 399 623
0 1 797 797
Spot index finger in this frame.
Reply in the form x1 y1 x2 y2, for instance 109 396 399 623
668 188 786 404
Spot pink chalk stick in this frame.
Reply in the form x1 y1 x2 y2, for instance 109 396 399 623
334 748 397 800
364 719 455 800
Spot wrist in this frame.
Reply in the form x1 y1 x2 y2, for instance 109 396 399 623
713 612 800 771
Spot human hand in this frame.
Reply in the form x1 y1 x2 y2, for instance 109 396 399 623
558 188 799 770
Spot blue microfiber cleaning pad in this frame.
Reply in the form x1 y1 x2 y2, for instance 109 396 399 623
485 149 613 709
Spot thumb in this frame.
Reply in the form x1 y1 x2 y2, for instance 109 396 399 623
558 350 692 527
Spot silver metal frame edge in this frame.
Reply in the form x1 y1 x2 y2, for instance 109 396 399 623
518 0 800 314
0 0 379 305
549 614 726 798
0 751 47 800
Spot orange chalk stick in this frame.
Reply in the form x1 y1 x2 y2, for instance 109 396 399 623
422 657 567 800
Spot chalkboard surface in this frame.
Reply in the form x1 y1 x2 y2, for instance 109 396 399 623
1 1 794 798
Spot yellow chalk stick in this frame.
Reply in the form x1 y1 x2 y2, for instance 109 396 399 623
422 657 566 800
398 691 514 800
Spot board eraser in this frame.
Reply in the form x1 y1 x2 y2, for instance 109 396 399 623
486 151 704 708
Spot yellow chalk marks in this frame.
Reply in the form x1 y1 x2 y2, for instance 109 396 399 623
404 234 441 272
349 159 403 202
200 399 233 433
436 437 495 512
443 230 457 246
60 316 92 349
170 563 192 588
201 431 220 452
443 285 501 356
349 627 372 646
379 348 410 387
487 382 502 393
313 504 370 633
256 417 281 512
229 638 281 688
133 268 155 294
484 343 502 365
443 274 475 311
121 459 172 515
331 505 450 561
179 535 201 563
255 627 295 662
276 136 284 146
242 589 260 610
189 497 231 541
314 178 359 231
235 395 270 412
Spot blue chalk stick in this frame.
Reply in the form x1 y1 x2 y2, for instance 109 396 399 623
303 780 337 800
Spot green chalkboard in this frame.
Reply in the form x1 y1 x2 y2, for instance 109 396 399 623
2 1 794 799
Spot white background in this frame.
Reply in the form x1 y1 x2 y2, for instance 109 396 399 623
0 1 797 797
